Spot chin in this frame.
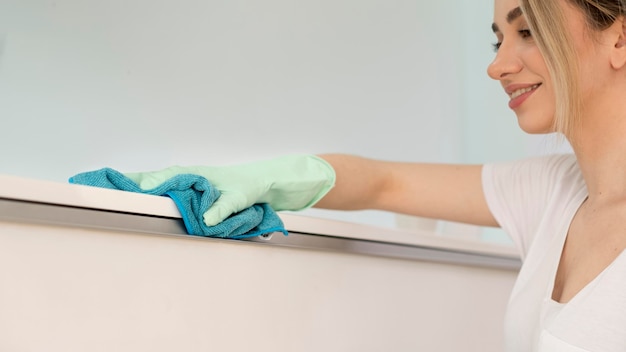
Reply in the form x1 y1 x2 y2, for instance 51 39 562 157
516 113 554 134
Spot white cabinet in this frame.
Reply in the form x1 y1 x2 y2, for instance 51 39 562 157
0 175 519 351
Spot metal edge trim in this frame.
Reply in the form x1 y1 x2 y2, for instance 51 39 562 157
0 197 521 270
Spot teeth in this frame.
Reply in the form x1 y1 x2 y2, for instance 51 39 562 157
511 84 539 99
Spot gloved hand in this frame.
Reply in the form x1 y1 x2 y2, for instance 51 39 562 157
124 154 335 226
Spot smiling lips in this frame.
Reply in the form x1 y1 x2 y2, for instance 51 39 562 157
507 83 541 109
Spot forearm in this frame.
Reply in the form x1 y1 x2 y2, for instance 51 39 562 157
314 154 389 210
314 154 498 227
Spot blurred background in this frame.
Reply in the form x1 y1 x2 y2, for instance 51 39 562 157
0 0 570 242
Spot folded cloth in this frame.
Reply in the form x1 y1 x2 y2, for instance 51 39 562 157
69 168 288 239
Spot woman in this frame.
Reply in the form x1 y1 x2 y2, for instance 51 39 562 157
125 0 626 350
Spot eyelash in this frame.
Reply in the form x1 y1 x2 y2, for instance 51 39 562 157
492 29 532 52
519 29 532 39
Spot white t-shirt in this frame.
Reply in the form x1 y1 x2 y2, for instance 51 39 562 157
482 154 626 352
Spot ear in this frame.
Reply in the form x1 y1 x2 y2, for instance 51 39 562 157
610 16 626 69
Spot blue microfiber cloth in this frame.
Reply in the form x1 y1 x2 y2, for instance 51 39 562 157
69 168 288 239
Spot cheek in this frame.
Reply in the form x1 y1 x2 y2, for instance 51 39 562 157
524 48 555 107
537 84 556 128
525 47 549 77
516 86 557 134
540 95 557 133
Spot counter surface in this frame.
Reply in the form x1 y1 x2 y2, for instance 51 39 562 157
0 174 520 269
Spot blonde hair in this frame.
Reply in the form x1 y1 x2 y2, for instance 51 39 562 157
520 0 625 141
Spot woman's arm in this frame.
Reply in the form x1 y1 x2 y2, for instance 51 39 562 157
315 154 498 227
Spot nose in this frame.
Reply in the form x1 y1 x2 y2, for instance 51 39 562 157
487 41 523 81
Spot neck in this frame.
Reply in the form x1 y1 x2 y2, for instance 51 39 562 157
570 99 626 203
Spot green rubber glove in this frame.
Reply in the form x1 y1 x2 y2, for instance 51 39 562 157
125 154 335 226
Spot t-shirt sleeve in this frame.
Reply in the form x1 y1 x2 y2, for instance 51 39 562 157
482 154 578 259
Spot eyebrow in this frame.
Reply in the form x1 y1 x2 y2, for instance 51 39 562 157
491 6 523 33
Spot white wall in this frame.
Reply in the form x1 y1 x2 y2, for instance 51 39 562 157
0 219 518 352
0 0 557 233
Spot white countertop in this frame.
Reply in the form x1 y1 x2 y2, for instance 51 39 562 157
0 173 519 259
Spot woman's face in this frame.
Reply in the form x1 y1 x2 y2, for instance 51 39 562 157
488 0 614 136
487 0 556 134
